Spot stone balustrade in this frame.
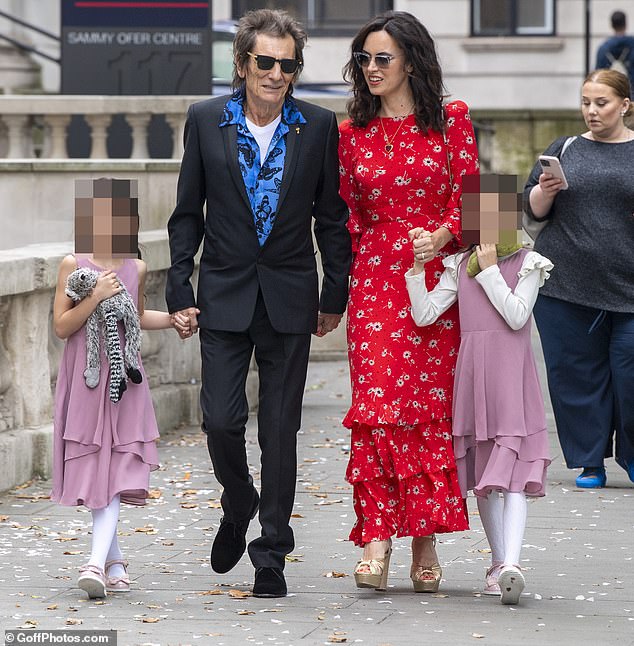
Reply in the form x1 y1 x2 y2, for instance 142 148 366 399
0 95 347 160
0 95 199 160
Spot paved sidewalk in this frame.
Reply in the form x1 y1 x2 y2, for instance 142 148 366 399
1 359 633 646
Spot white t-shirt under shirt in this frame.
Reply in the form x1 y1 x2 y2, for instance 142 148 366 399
246 115 281 166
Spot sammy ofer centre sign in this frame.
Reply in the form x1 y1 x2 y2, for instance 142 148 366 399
61 0 212 94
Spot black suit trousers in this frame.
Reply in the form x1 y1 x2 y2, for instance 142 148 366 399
199 291 311 569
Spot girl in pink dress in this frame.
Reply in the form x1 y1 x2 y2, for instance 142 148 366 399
51 182 188 599
406 214 553 604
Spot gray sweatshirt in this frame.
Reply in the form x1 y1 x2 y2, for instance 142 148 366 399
523 135 634 313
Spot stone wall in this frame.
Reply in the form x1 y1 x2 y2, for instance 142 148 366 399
472 109 586 178
0 160 181 250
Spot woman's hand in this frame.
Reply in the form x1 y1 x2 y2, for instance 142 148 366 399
92 270 122 302
476 243 498 271
529 173 564 220
537 172 565 199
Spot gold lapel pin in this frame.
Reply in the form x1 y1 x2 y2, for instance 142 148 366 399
295 127 300 134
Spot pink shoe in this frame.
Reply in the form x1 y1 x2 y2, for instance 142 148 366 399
105 559 130 593
483 563 503 596
77 564 106 599
499 565 525 605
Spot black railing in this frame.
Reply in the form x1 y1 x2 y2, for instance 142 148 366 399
0 9 60 64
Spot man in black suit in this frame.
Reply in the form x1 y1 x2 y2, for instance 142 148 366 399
165 9 351 598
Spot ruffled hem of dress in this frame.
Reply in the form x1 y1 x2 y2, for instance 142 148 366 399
56 412 160 449
51 487 153 508
343 399 451 430
63 438 159 463
345 420 457 483
51 443 159 508
454 430 551 498
349 496 469 546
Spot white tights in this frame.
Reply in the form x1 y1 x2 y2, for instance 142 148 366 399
88 494 126 577
476 491 527 567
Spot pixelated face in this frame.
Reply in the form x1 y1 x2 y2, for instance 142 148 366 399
461 174 523 246
74 178 139 257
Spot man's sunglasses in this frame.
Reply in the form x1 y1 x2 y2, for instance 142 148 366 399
247 52 302 74
353 51 398 69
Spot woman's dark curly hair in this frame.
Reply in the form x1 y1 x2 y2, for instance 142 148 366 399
343 11 446 133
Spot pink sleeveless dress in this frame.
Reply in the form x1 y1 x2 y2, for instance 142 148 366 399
452 249 551 498
51 256 159 509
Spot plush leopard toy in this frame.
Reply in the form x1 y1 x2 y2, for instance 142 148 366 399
65 267 143 403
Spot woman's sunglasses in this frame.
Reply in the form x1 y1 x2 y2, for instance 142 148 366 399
353 52 398 69
247 52 302 74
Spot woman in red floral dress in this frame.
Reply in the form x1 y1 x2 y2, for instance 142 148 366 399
339 11 479 592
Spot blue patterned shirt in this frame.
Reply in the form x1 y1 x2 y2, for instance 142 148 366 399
219 91 306 246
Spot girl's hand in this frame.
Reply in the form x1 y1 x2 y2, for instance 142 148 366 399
92 270 122 302
408 228 432 274
409 228 434 261
409 226 453 263
476 243 498 271
537 172 564 199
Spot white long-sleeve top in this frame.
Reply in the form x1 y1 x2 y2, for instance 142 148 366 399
405 250 554 331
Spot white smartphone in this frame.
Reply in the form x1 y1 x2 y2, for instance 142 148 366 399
539 155 569 190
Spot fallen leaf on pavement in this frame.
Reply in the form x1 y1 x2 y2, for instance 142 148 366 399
21 620 38 628
228 590 251 598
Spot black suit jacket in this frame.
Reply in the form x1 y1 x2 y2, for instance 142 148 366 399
166 95 351 334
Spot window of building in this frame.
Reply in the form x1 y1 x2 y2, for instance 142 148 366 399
232 0 392 34
472 0 555 36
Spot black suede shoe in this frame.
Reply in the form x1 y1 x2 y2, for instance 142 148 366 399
252 567 287 598
210 492 259 574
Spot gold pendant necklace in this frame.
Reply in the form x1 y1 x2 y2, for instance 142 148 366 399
379 109 413 154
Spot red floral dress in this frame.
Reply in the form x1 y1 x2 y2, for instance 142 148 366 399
338 101 479 546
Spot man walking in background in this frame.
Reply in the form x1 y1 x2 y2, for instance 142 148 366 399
596 10 634 95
